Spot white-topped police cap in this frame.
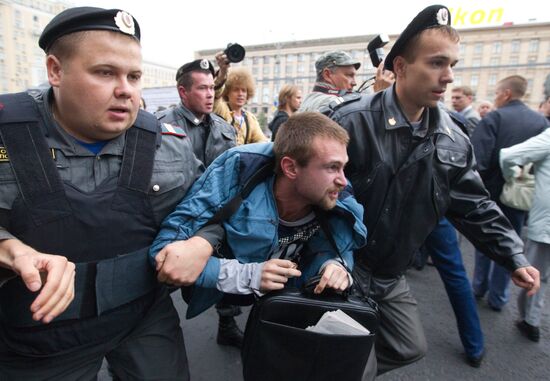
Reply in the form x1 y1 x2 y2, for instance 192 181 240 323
175 59 215 82
315 51 361 74
384 4 451 72
39 7 140 52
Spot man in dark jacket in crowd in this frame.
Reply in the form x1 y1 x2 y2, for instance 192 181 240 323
330 5 540 378
471 75 548 312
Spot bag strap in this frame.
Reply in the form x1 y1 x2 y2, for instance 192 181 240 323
205 160 274 227
243 111 251 145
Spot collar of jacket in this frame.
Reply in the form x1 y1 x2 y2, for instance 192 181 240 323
380 85 456 141
313 81 346 96
500 99 524 110
176 102 210 126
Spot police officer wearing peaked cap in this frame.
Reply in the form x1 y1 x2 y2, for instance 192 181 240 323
0 6 219 380
299 51 361 112
330 4 540 378
314 51 361 73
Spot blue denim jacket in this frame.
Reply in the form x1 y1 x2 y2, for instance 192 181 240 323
150 142 367 318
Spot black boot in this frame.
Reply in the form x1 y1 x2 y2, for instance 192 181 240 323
217 316 244 349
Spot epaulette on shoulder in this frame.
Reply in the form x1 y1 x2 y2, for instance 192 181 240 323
161 123 186 138
319 93 362 116
328 92 362 113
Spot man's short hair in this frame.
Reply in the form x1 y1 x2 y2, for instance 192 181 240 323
273 112 349 175
498 75 528 98
177 69 212 90
47 31 91 61
452 86 475 97
400 26 460 64
222 67 255 101
278 85 300 110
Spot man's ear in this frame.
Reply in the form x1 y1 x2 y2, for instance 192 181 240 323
46 55 63 87
177 85 187 102
322 67 333 83
504 88 513 101
280 156 298 180
393 56 407 78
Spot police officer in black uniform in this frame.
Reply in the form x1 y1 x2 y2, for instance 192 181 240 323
329 5 540 379
0 7 220 380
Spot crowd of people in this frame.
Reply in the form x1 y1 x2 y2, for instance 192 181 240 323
0 3 549 381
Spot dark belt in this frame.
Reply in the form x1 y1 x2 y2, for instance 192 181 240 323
0 246 157 327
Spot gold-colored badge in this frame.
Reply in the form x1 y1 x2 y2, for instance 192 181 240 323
388 117 396 126
114 11 135 36
0 147 9 162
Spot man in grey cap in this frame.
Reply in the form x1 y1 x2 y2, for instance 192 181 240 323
299 51 360 112
0 6 220 380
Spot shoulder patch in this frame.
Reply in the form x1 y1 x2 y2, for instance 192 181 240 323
0 146 9 162
161 123 186 138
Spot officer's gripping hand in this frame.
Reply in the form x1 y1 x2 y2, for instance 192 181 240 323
155 236 213 286
314 263 350 294
0 238 75 324
260 259 301 292
512 266 540 296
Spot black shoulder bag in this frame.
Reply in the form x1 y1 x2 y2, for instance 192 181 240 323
241 209 379 381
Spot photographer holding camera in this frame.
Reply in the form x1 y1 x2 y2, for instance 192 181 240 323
214 45 268 145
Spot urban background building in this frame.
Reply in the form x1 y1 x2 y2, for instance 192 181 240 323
195 21 550 128
0 0 176 94
1 0 549 126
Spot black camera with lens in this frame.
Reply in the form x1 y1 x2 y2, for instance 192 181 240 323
224 43 246 63
367 34 389 68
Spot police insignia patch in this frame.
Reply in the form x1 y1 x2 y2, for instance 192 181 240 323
436 8 449 25
161 123 187 138
114 11 135 36
0 147 9 162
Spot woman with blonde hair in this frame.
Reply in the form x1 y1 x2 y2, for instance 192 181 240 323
215 67 268 145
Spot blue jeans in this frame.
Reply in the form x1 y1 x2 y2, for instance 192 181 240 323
472 203 525 309
424 218 484 358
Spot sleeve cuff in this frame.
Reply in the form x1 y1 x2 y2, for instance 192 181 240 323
194 224 225 250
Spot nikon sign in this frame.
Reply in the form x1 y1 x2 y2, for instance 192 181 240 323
448 7 504 27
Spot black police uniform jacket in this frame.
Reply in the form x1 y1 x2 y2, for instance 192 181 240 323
330 85 528 278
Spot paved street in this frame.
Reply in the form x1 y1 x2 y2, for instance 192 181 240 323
100 235 550 380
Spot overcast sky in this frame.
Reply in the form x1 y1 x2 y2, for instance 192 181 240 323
73 0 547 67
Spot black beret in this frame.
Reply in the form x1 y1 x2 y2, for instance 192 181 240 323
175 59 215 82
384 5 451 72
39 7 140 52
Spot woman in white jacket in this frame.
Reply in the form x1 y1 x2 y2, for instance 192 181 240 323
500 127 550 342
